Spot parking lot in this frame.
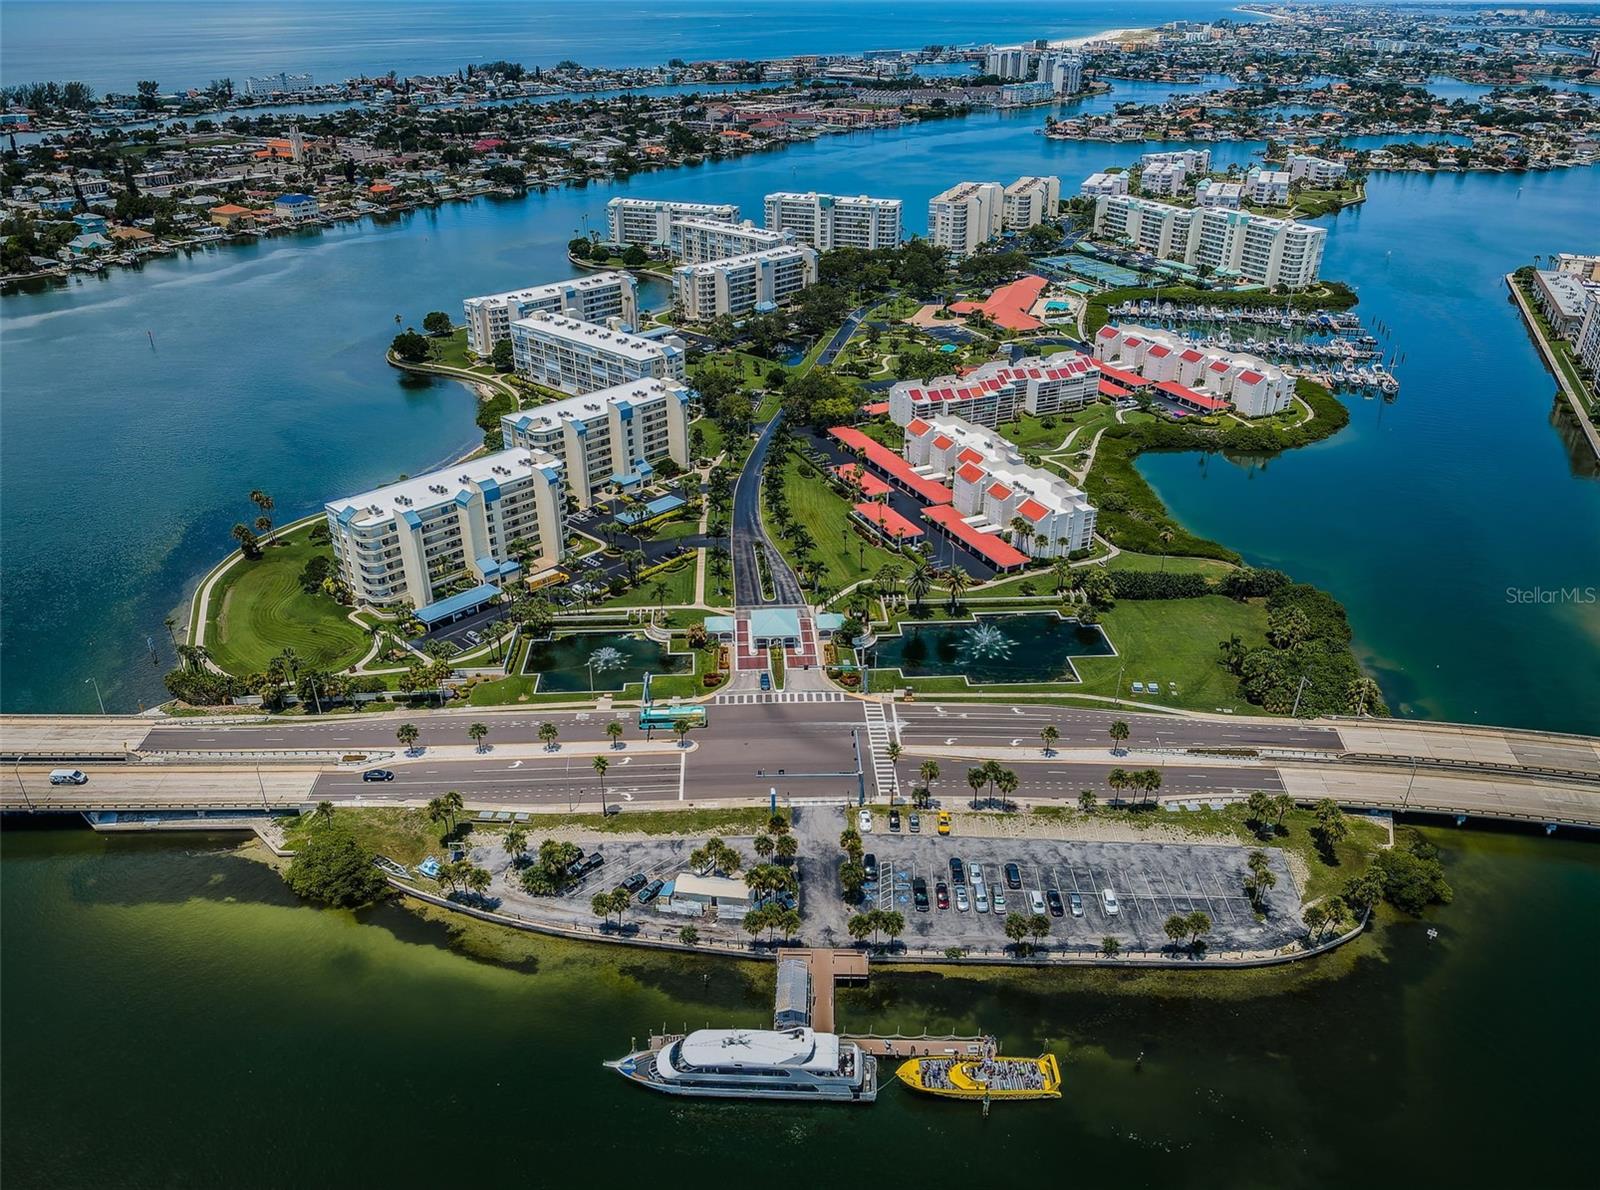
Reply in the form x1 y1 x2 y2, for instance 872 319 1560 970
859 831 1303 954
469 832 766 940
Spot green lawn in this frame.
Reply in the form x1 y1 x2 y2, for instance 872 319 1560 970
996 403 1116 452
427 327 494 372
593 557 698 609
692 416 725 460
1073 595 1268 711
205 526 369 677
1107 552 1237 578
776 450 909 591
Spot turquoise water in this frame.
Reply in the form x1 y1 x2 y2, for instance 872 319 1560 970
1 68 1597 725
521 631 689 692
3 823 1598 1187
871 612 1115 683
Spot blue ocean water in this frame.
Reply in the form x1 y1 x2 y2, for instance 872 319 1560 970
1 0 1252 93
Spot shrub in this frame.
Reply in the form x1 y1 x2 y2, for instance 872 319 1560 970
284 836 391 908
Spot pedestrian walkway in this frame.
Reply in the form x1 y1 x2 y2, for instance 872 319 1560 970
862 700 900 800
713 690 847 705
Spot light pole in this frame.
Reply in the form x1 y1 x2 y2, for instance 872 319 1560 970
1289 674 1311 719
84 676 106 715
13 759 34 812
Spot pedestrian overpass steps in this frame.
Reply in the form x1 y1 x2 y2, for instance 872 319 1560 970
713 691 847 705
862 700 901 801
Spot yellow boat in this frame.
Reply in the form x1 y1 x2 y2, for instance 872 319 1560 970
895 1052 1061 1101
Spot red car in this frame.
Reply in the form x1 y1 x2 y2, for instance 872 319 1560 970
935 880 950 910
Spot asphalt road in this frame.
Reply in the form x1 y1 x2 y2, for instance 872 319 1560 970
730 414 805 608
892 703 1342 752
897 759 1284 800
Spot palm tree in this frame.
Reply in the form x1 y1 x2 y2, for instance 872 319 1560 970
468 721 489 751
754 834 776 860
1108 720 1130 755
918 759 940 804
966 765 986 810
994 767 1018 808
906 563 933 612
606 720 624 749
538 721 559 750
1107 767 1128 804
775 833 798 862
503 827 529 865
1078 789 1097 814
592 754 609 812
249 489 275 543
312 801 335 828
1051 559 1073 598
396 722 420 752
674 718 694 747
943 566 969 614
1040 724 1060 755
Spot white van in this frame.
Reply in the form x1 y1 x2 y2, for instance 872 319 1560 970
49 769 89 786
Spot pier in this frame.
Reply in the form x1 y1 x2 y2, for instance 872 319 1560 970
776 947 992 1055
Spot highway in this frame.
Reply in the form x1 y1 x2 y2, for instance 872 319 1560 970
3 699 1597 825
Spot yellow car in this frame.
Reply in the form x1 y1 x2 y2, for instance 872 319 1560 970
937 811 952 836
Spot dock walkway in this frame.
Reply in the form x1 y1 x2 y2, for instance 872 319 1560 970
776 947 867 1033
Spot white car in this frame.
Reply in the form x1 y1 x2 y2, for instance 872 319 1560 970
1102 888 1120 915
1029 890 1047 915
973 883 990 913
992 888 1008 916
857 809 872 834
954 885 970 912
968 863 984 885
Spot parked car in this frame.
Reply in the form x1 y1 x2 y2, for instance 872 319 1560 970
937 810 951 836
619 872 648 894
969 863 985 885
1004 862 1022 890
568 852 605 878
955 884 971 912
1069 891 1085 917
759 672 771 691
1029 890 1047 915
1101 888 1120 915
935 880 950 910
888 808 901 832
857 809 872 834
912 877 930 913
992 888 1008 916
464 629 482 645
638 878 665 905
362 769 394 782
863 853 878 881
908 812 920 834
973 884 990 913
1046 889 1065 918
949 856 965 885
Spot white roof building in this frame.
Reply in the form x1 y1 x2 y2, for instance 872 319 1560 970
1080 171 1129 199
887 350 1098 429
1002 176 1061 230
928 181 1003 257
510 310 686 395
672 217 792 264
461 271 638 354
763 191 903 250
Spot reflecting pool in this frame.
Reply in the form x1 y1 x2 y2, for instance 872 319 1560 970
519 632 688 692
870 613 1114 683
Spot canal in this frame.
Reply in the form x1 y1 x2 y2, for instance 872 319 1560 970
1 84 1596 727
2 823 1596 1187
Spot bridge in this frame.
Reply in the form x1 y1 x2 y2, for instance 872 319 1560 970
2 700 1596 829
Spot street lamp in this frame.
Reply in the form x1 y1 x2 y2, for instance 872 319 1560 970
84 676 106 715
13 758 34 812
1289 674 1311 719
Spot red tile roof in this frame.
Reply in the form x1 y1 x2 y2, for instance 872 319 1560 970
855 502 923 539
828 426 953 505
1017 498 1051 522
1093 361 1154 388
987 482 1013 501
957 447 984 465
1098 379 1131 398
1238 370 1264 385
955 462 987 484
906 417 931 436
833 464 891 498
1155 380 1229 411
931 435 954 450
862 401 890 416
922 505 1029 569
1146 344 1171 358
948 274 1049 331
1179 349 1205 363
1096 325 1119 339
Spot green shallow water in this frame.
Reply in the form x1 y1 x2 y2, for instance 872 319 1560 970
3 824 1597 1188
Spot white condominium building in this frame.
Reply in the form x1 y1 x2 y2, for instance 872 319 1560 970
1080 171 1129 199
1140 162 1188 197
1095 323 1295 417
1194 179 1243 208
1575 289 1600 375
606 197 739 248
1531 269 1600 338
1141 148 1211 174
1553 252 1600 282
1094 195 1326 289
674 245 819 320
1285 153 1348 187
672 217 792 264
1002 176 1061 230
903 414 1097 556
325 447 566 612
984 48 1033 79
887 350 1098 428
763 191 903 250
462 271 638 355
1246 168 1291 205
928 182 1004 257
501 378 692 506
510 310 687 394
1038 53 1083 95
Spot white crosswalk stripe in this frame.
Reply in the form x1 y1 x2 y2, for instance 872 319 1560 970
861 699 900 800
712 691 848 705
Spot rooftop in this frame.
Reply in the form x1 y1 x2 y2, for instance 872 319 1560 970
829 426 954 505
511 310 672 361
326 446 558 528
678 1028 839 1072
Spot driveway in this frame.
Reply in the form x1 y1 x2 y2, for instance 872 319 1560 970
731 414 806 608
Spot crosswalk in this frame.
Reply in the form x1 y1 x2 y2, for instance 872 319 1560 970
713 690 848 705
861 700 901 800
